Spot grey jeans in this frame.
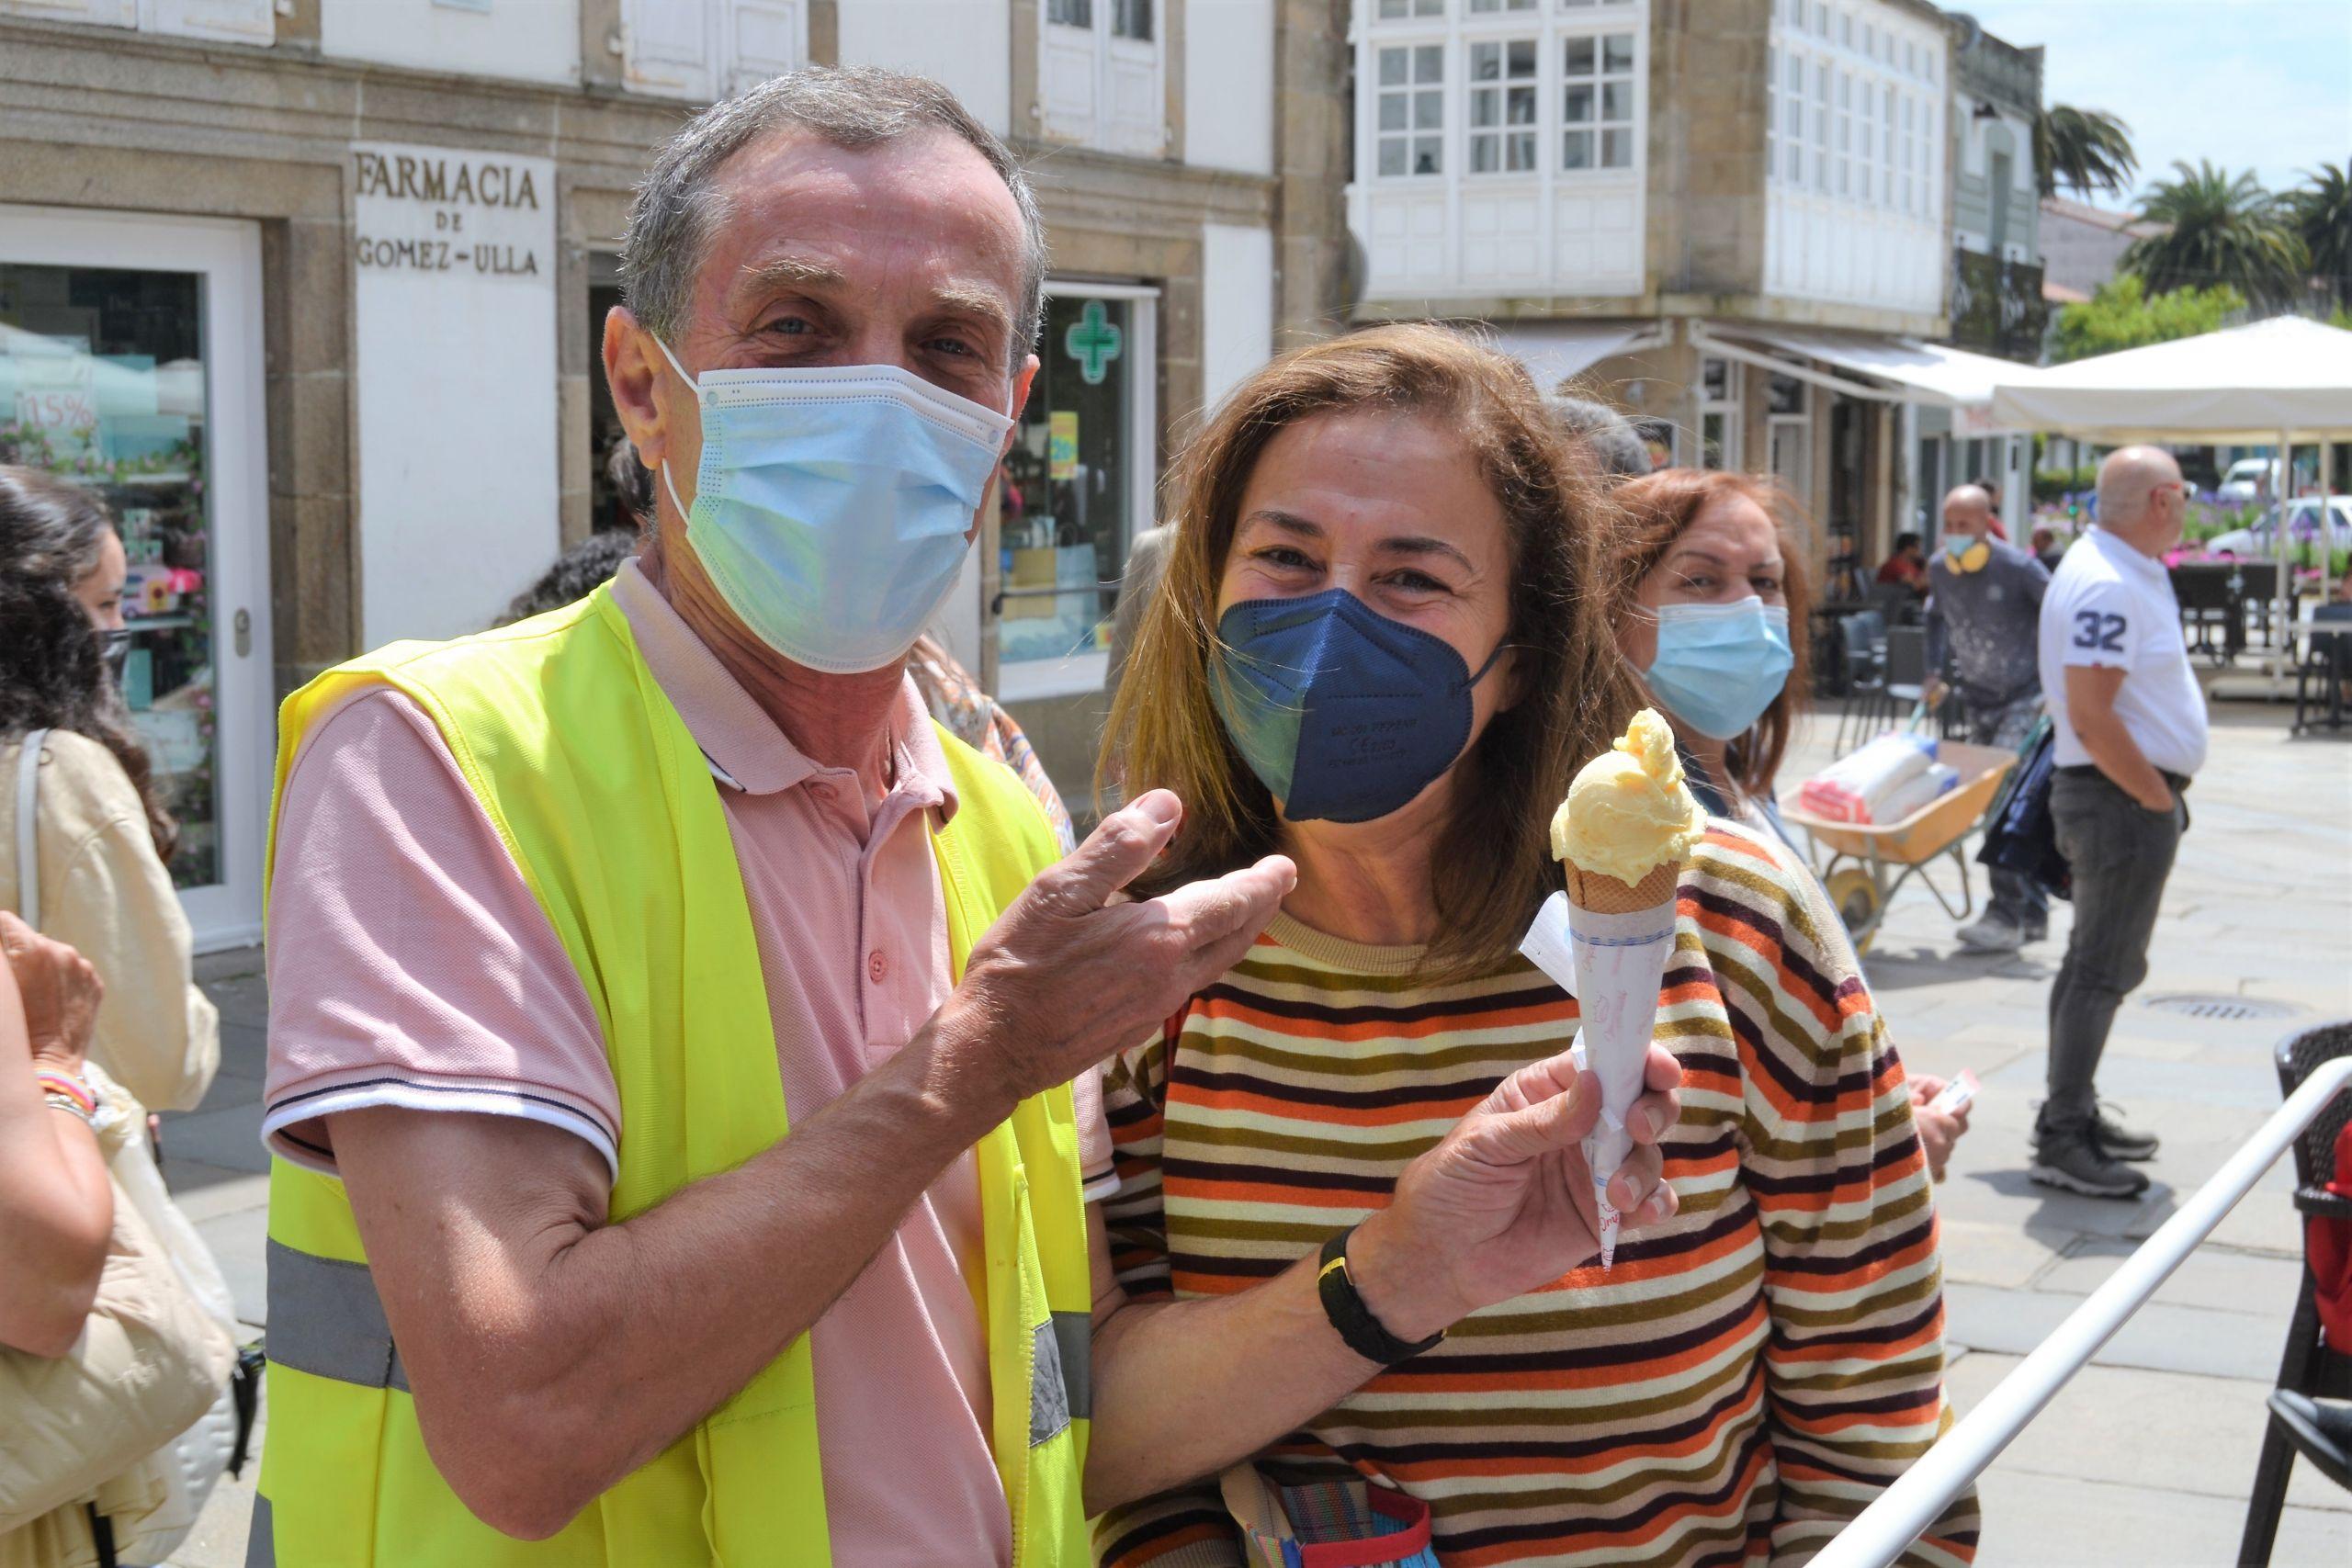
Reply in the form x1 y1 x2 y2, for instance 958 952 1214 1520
2045 767 2187 1132
1965 692 2049 928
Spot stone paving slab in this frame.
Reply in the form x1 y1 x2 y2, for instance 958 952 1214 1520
1970 1470 2349 1568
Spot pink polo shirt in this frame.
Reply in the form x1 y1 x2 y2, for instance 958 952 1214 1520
263 562 1112 1565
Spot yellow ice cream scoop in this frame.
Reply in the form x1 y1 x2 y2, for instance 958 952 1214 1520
1549 708 1708 892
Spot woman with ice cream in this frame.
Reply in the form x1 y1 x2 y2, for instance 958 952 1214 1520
1600 467 1973 1179
1094 331 1977 1567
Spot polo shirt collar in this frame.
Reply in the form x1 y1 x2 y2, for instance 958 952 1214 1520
608 560 958 822
2088 525 2164 580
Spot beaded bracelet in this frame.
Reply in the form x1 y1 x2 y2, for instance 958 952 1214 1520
34 1069 97 1123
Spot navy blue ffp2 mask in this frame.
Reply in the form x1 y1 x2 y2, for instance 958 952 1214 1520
1211 588 1508 824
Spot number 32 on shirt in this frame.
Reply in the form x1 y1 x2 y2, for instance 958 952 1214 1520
2073 610 2126 652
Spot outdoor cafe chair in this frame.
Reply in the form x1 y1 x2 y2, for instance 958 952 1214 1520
2291 603 2352 736
2237 1019 2352 1566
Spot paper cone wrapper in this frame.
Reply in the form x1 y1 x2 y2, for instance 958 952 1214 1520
1562 856 1681 1267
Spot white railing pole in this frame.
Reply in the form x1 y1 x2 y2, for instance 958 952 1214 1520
1814 1054 2352 1568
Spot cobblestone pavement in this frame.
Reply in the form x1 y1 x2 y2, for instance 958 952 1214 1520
163 697 2352 1565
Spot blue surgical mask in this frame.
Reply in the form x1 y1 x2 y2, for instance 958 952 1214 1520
1644 597 1794 741
1212 589 1506 824
655 338 1012 674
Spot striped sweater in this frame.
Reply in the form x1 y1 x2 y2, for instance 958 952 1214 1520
1094 821 1979 1568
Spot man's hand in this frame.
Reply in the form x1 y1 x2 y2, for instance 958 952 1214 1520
0 912 101 1076
1347 1044 1683 1340
1907 1076 1971 1182
937 790 1295 1116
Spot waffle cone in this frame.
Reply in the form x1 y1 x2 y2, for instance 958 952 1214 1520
1564 858 1681 914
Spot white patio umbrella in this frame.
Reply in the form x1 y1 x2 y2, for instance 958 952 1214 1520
1991 316 2352 630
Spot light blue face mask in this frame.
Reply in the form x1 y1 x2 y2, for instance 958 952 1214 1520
655 338 1012 674
1644 597 1795 741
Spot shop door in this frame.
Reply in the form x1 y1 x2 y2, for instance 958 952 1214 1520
993 284 1158 702
1 208 273 951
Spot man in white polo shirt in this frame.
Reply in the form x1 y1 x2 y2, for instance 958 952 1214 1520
2031 446 2208 1199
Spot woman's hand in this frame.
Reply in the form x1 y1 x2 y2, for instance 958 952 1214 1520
1908 1076 1970 1182
0 911 102 1077
1347 1045 1682 1341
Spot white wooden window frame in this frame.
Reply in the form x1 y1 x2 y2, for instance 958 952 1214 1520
1041 0 1168 157
1371 39 1449 181
1465 35 1540 176
994 279 1160 704
1700 355 1743 472
1558 24 1639 175
621 0 806 104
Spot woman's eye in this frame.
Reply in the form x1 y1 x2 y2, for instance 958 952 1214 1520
1681 573 1715 592
1256 547 1316 570
1386 570 1448 594
1753 577 1781 594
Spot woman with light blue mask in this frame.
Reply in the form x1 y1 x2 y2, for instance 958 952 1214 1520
1604 467 1973 1181
1603 468 1808 849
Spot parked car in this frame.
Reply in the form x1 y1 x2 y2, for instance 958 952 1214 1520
2217 457 2282 503
2205 496 2352 559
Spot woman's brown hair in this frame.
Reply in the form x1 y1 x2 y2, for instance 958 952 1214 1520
1604 468 1814 802
1100 323 1640 983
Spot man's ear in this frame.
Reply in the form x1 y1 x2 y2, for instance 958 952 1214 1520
603 306 672 473
1001 353 1041 453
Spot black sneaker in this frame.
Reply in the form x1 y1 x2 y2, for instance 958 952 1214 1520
2092 1104 2159 1162
2029 1130 2152 1200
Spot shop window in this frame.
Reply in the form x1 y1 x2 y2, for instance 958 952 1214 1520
0 265 220 888
1560 31 1635 171
1467 39 1539 175
1700 355 1741 472
1375 45 1446 178
1043 0 1165 156
998 292 1155 693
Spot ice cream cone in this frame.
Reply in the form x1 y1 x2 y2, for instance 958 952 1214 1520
1564 858 1680 914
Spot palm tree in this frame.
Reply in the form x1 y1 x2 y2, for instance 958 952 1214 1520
2124 160 2310 309
2288 162 2352 310
2034 106 2136 200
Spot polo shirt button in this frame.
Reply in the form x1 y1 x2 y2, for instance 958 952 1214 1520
867 951 888 983
808 782 835 803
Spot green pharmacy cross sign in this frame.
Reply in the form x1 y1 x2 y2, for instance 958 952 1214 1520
1062 299 1124 386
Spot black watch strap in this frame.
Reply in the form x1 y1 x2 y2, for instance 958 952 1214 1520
1317 1225 1444 1364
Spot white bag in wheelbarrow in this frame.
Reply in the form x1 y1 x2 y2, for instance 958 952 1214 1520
1797 733 1939 824
1872 762 1960 825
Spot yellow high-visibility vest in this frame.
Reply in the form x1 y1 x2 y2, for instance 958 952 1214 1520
246 584 1093 1566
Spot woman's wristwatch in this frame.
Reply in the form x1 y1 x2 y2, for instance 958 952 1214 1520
1317 1224 1445 1364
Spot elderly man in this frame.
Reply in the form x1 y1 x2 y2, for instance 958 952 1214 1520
2030 446 2206 1200
1925 483 2052 952
248 69 1677 1564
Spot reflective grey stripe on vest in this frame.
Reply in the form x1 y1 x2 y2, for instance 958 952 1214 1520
1028 1311 1091 1448
243 1493 274 1567
264 1238 410 1392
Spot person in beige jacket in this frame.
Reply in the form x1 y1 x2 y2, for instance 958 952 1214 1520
1 467 217 1120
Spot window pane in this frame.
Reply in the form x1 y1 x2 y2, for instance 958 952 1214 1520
1602 127 1633 166
1472 93 1499 128
1414 44 1442 80
1413 135 1442 174
1379 0 1407 16
1509 130 1536 170
1564 83 1594 121
1415 89 1443 128
1379 48 1408 85
1006 297 1135 667
1114 0 1152 42
1508 39 1535 74
1603 33 1634 72
1380 140 1408 176
1508 85 1536 123
1602 81 1634 119
1564 129 1593 168
1048 0 1091 26
1379 95 1408 131
1417 0 1442 14
1 264 222 889
1702 357 1728 400
1472 41 1499 80
1472 138 1499 173
1564 36 1594 73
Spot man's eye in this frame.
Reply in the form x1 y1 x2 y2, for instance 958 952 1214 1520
761 318 811 336
927 336 978 359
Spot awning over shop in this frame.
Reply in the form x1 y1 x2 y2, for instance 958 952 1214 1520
1700 323 2038 421
1476 320 1663 396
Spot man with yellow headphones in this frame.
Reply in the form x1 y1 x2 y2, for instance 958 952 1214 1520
1925 483 2054 953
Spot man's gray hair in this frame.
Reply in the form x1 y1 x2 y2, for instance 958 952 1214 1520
621 66 1049 371
1551 395 1650 485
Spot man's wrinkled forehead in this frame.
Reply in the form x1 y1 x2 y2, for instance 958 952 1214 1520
695 127 1028 319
